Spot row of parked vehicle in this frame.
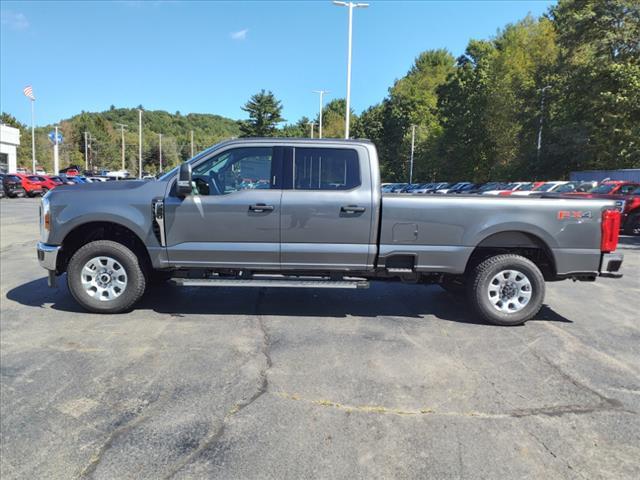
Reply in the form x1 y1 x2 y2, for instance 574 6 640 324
0 171 117 199
383 179 640 236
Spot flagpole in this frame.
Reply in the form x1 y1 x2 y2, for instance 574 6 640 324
31 99 36 174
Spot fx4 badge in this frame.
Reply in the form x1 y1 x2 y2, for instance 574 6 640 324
557 210 592 220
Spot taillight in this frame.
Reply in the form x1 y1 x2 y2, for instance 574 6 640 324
601 209 621 253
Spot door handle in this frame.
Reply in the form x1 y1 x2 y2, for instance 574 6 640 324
341 205 366 213
249 203 274 212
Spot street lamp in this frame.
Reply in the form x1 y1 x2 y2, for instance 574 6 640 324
536 85 551 164
308 121 317 139
138 109 143 178
313 90 329 138
333 1 368 139
116 123 128 171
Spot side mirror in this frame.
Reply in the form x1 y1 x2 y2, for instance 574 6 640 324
176 162 192 196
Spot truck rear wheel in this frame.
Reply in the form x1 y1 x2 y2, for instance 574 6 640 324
468 254 545 326
67 240 146 313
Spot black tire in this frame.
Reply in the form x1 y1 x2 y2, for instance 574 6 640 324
67 240 146 313
439 275 466 295
623 212 640 236
467 254 545 326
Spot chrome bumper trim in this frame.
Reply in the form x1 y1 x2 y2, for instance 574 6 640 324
37 242 61 271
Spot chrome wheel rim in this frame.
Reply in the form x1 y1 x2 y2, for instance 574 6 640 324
487 269 532 313
81 256 128 301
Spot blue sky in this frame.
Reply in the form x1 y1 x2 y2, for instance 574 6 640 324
1 0 554 127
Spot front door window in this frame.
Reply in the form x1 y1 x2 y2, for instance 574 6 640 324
191 147 273 195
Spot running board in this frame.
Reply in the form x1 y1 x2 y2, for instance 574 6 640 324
172 276 369 289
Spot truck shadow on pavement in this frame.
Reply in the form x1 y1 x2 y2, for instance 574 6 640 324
7 276 572 326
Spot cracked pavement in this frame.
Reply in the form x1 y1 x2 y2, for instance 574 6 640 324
1 198 639 479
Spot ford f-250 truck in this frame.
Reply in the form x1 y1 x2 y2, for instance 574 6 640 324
37 139 624 325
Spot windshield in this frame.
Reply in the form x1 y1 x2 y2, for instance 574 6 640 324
590 183 617 194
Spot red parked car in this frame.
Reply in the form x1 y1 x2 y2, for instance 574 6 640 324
29 175 63 192
567 180 640 197
14 173 44 197
560 185 640 235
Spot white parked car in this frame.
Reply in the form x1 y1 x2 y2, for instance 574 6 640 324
482 182 532 196
105 170 130 179
511 181 569 196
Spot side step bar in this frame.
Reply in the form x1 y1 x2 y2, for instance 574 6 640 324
172 276 369 289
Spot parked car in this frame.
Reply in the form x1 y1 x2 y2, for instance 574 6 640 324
424 182 452 193
511 181 569 196
560 185 640 236
622 187 640 235
436 182 472 194
1 174 27 197
463 182 503 195
37 138 624 326
14 173 44 197
59 166 81 176
568 180 640 197
408 183 436 194
29 175 63 193
0 180 5 198
482 182 533 196
35 168 47 175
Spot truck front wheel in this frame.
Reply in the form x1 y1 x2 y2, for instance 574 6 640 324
468 254 545 326
67 240 147 313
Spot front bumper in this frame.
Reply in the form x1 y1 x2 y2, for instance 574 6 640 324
37 242 61 287
37 242 61 271
599 252 624 278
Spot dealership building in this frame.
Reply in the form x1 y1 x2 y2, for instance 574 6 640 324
0 124 20 173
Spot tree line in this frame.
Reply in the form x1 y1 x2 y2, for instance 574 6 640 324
2 0 638 180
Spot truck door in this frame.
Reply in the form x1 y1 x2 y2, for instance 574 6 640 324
163 146 282 269
280 146 375 271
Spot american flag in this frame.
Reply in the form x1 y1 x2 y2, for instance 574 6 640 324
23 85 35 100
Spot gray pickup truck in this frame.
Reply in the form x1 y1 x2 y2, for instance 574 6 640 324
37 138 624 325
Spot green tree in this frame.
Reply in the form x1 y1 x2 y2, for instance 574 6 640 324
238 90 285 137
546 0 640 172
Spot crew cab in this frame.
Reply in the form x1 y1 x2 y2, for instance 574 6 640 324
37 139 624 326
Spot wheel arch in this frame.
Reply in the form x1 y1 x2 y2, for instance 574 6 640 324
466 230 557 280
57 221 152 274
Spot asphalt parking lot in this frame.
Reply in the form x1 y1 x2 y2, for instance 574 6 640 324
1 197 639 479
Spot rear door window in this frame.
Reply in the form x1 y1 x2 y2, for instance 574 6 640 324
293 148 360 190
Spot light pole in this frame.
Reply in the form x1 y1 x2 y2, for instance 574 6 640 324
313 90 329 138
116 123 128 171
190 130 194 158
308 121 316 139
158 133 163 172
53 125 60 175
333 1 368 139
138 109 143 178
409 124 416 184
536 85 551 164
84 131 89 171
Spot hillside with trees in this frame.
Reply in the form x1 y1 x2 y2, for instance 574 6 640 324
1 108 240 174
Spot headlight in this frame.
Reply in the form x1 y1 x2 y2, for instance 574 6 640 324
40 195 51 242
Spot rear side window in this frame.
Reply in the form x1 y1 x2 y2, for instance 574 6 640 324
293 148 360 190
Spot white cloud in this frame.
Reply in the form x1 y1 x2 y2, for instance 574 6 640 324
1 10 29 30
230 28 248 41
